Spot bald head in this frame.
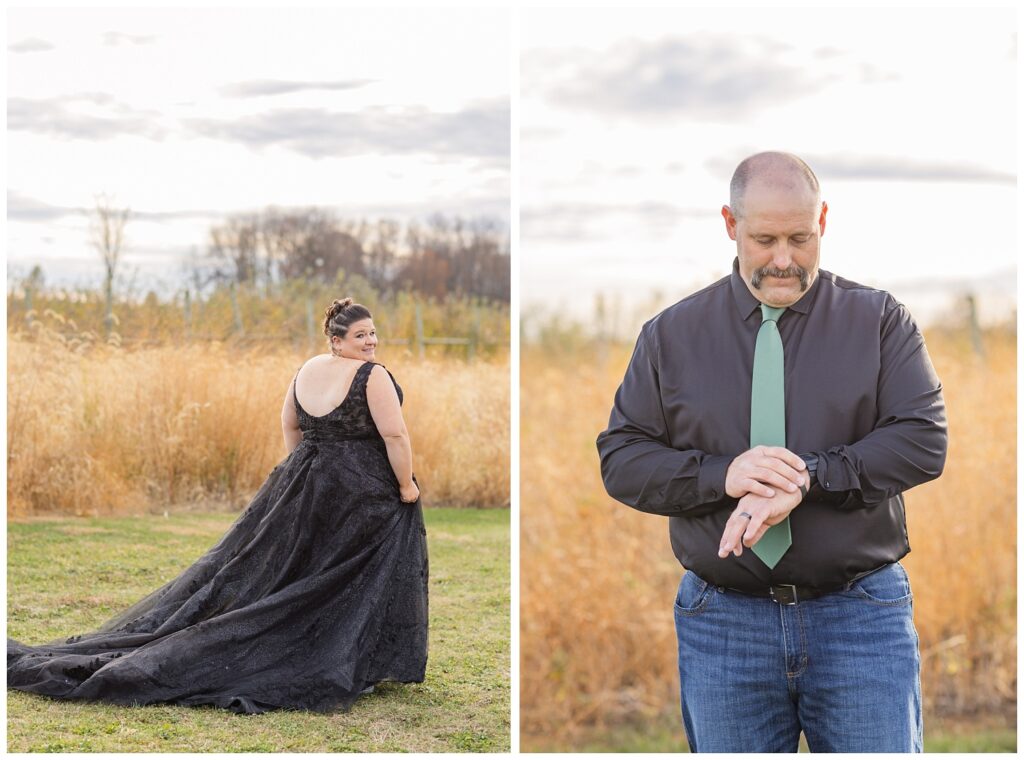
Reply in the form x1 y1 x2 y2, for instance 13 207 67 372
729 152 820 219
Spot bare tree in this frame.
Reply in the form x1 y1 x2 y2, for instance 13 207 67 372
200 206 507 301
365 218 401 292
399 214 509 301
91 194 130 337
208 214 261 287
263 207 367 283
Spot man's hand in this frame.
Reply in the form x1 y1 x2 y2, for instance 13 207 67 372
725 445 807 499
718 488 804 558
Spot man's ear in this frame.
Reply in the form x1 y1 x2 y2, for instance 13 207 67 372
721 205 738 241
818 200 829 237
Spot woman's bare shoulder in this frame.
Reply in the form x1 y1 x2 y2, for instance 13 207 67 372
366 362 399 389
300 354 364 374
300 353 330 370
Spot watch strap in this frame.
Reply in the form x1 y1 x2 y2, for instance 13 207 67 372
798 453 818 497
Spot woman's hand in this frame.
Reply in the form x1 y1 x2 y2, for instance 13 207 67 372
400 482 420 503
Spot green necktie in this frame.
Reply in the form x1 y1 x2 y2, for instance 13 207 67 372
750 304 791 568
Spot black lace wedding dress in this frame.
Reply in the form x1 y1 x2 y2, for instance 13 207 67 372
8 360 428 714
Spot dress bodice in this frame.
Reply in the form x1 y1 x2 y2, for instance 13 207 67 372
8 359 426 716
293 360 403 443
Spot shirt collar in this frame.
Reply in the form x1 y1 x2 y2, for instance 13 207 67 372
729 257 821 320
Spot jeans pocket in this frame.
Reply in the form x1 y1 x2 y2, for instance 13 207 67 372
850 562 913 606
674 570 714 616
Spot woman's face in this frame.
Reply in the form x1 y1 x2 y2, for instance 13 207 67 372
332 318 377 361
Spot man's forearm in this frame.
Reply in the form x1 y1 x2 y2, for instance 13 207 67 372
598 327 741 517
804 416 947 508
597 430 736 517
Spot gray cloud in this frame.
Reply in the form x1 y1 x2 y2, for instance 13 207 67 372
127 208 227 222
6 191 228 223
812 43 900 87
220 79 376 97
8 95 167 140
533 35 838 119
184 101 510 161
7 191 507 229
810 154 1015 185
859 63 899 84
883 266 1016 296
536 161 687 193
523 202 713 242
705 152 1015 186
9 38 55 53
101 31 156 46
813 46 843 59
9 91 508 162
7 192 77 222
68 92 117 106
256 199 509 226
520 126 562 142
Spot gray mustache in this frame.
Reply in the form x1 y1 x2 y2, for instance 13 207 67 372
752 265 810 291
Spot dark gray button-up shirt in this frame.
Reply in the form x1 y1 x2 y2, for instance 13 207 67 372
596 258 947 590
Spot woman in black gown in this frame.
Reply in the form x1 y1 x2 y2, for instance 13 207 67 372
8 298 429 714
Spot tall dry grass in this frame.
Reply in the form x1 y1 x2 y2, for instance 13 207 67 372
7 328 508 516
9 279 510 356
520 328 1015 742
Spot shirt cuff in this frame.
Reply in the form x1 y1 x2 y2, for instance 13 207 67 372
696 454 733 503
814 452 862 509
816 452 854 494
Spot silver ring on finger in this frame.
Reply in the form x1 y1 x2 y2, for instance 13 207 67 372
739 511 753 521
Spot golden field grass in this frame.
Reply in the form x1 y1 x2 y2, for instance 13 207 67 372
7 330 509 516
520 327 1015 747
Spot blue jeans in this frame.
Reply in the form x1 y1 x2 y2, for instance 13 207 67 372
674 562 922 752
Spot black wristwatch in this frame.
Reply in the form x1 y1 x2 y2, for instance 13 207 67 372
798 453 818 498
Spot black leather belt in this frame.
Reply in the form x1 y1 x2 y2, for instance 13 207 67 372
721 564 891 606
723 583 835 605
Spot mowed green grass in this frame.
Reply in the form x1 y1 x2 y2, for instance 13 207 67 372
7 508 510 753
522 712 1016 753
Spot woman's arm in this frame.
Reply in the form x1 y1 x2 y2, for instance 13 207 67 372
366 364 419 503
281 375 303 454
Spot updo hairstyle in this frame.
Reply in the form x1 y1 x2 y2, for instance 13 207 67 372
323 298 373 342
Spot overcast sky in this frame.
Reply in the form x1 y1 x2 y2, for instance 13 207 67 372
521 7 1017 332
7 7 509 293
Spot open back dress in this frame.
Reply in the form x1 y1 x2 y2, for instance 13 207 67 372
7 360 429 714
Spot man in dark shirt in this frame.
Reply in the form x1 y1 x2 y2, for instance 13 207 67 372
596 152 947 753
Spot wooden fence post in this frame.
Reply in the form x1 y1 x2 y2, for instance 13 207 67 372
103 275 115 339
230 281 244 336
183 289 192 340
468 308 481 361
594 292 608 367
966 293 985 359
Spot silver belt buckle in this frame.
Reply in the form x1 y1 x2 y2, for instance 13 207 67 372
769 584 799 605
